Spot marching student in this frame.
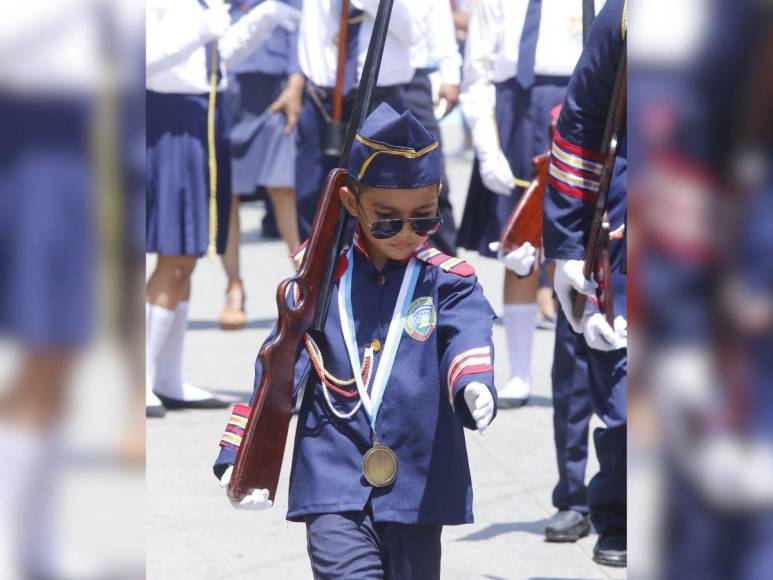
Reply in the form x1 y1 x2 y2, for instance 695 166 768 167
218 0 302 330
459 0 602 406
145 0 300 415
543 0 628 566
294 0 418 241
214 104 498 579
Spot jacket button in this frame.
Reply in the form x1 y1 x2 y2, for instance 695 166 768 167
377 275 386 286
371 339 382 352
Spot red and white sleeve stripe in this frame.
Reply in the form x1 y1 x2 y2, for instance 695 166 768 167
447 346 493 403
548 131 604 203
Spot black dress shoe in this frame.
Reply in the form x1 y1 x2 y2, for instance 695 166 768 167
146 404 166 418
155 394 230 410
544 510 590 542
593 534 627 567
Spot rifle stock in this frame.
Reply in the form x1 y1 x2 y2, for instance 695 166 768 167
228 170 349 501
499 153 549 255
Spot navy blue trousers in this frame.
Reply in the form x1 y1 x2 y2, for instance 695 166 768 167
305 509 442 580
550 309 593 515
551 271 628 534
294 86 405 241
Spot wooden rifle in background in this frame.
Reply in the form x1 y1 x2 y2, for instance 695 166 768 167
571 46 627 325
228 0 396 502
324 0 352 156
497 119 556 259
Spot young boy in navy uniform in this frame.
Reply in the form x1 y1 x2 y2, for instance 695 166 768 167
543 0 628 567
213 103 498 578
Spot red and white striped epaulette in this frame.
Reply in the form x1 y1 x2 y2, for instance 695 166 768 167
414 245 475 277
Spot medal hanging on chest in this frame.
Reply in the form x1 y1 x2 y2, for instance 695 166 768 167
338 249 421 488
362 433 399 488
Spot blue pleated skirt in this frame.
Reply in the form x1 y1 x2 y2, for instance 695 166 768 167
228 72 296 194
0 96 94 347
146 90 231 256
457 76 568 257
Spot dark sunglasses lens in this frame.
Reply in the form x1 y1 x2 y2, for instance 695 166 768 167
411 217 442 236
370 220 403 239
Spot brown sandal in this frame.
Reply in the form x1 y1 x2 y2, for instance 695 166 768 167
219 281 246 330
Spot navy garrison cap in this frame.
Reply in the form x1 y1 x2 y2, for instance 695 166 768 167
348 103 441 189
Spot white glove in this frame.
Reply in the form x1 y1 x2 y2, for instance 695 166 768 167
479 150 515 195
488 241 536 277
463 382 494 434
198 5 232 43
219 466 274 511
583 313 627 351
554 259 597 333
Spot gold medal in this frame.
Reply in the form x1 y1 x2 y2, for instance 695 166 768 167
362 442 398 487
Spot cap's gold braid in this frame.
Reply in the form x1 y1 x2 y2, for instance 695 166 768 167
354 134 439 181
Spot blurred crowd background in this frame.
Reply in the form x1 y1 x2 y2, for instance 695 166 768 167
0 0 771 578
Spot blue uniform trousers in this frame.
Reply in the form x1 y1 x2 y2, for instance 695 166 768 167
551 309 592 514
294 85 405 241
305 507 442 580
585 324 627 535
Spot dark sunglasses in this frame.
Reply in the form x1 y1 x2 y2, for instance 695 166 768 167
367 215 443 239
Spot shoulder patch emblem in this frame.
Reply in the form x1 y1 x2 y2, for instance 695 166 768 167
405 297 436 341
414 246 475 277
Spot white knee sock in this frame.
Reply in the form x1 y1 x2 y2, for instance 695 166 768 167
0 424 43 576
503 303 537 392
153 302 213 401
146 303 176 407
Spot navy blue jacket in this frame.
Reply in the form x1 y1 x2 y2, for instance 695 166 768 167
214 231 498 525
543 0 627 285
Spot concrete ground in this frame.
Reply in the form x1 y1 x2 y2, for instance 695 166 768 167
146 125 626 579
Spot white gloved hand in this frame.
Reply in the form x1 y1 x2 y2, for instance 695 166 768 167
488 241 536 277
219 466 274 511
583 313 627 351
258 0 302 31
198 4 232 43
479 150 515 195
554 259 597 333
463 382 494 434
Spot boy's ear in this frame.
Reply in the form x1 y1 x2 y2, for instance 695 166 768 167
339 186 359 218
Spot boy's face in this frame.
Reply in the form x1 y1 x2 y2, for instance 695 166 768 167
340 183 441 263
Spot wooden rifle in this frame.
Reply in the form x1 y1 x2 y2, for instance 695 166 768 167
571 45 627 325
324 0 353 157
228 0 396 502
497 120 556 259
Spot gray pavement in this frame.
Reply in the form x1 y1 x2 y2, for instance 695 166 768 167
146 145 626 579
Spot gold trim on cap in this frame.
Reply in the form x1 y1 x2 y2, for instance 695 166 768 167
355 134 440 181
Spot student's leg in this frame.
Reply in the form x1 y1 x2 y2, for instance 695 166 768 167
306 511 384 580
377 521 442 580
219 195 246 330
146 256 227 410
546 309 592 541
267 186 300 252
499 269 538 406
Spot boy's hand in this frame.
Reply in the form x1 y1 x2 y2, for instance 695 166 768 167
463 382 494 434
219 466 273 511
